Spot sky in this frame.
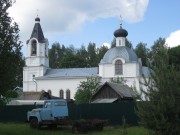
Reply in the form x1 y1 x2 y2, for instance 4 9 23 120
8 0 180 54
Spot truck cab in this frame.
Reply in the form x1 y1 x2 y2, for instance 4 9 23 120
27 99 68 129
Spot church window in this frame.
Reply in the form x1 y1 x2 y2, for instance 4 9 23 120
66 89 70 100
115 60 123 75
59 89 64 99
31 40 37 56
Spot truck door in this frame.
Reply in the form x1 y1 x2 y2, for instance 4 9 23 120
40 101 53 121
52 100 68 118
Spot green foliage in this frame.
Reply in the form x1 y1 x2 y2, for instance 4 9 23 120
48 42 108 68
111 77 126 84
87 42 98 67
97 45 109 63
125 38 133 48
0 0 23 105
136 47 180 135
111 38 116 48
48 42 62 68
74 77 100 104
168 45 180 71
148 37 166 59
135 42 149 66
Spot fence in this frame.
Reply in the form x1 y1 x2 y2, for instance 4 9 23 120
0 101 139 125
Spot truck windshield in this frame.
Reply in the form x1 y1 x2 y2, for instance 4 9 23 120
54 101 66 106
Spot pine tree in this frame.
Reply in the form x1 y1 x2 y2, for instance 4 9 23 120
136 48 180 135
0 0 22 105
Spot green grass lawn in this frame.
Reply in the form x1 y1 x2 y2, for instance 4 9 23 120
0 123 149 135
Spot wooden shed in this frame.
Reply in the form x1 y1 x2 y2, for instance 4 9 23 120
91 82 137 103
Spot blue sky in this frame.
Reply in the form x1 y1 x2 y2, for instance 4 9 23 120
9 0 180 53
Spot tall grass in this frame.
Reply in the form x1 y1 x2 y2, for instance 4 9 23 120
0 123 149 135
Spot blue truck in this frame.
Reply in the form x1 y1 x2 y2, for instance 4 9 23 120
27 99 107 133
27 99 68 129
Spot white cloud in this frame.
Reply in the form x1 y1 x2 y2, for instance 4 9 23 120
166 30 180 48
102 43 111 49
8 0 149 45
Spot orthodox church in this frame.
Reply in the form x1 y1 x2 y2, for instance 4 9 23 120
23 17 149 100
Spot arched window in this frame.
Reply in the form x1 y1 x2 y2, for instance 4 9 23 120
48 89 52 96
31 40 37 56
66 89 70 100
59 89 64 99
115 60 123 75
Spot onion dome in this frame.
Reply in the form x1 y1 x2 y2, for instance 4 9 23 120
35 17 40 22
114 17 128 37
114 27 128 37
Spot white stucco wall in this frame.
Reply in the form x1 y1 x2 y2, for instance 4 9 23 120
36 77 87 99
99 62 139 78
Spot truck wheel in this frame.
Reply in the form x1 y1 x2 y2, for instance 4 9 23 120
30 118 41 129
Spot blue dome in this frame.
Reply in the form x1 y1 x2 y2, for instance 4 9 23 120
100 46 138 64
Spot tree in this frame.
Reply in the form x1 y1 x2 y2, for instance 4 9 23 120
49 42 61 68
97 45 108 63
0 0 22 105
151 37 166 52
149 37 166 60
74 77 100 104
135 42 149 66
76 45 88 67
110 77 126 84
111 38 116 48
87 42 97 67
168 45 180 71
136 47 180 135
125 38 133 48
16 57 25 87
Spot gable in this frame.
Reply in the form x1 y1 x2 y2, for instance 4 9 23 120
92 84 121 101
91 82 137 102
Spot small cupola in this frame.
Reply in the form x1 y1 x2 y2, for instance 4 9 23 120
114 16 128 38
114 26 128 37
113 16 128 47
35 17 40 22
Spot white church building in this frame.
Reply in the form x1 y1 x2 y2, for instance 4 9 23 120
23 17 149 100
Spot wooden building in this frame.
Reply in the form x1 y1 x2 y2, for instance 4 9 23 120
91 82 137 103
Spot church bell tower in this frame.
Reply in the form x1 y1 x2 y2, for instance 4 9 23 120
23 16 49 92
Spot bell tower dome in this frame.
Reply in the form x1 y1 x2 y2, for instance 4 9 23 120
25 16 49 67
